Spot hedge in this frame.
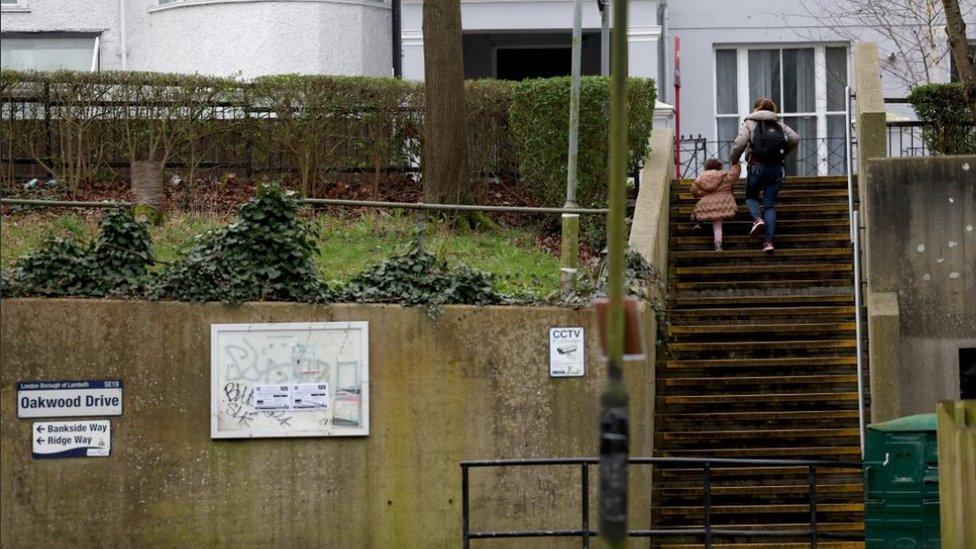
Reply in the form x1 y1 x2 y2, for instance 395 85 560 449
511 76 656 210
0 70 655 204
907 83 976 155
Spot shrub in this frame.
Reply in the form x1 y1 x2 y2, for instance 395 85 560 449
907 83 976 155
1 70 658 213
250 75 422 195
1 207 153 297
509 76 656 209
463 79 518 184
343 242 505 315
150 182 331 303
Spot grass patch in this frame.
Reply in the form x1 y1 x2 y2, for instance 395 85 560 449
1 210 560 297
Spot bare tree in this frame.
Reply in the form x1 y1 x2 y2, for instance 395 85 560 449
421 0 468 204
943 0 976 122
794 0 976 88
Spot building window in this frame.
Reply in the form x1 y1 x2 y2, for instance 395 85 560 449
0 33 99 71
715 45 849 176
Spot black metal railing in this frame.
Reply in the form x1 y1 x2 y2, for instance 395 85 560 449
460 456 862 548
676 136 848 179
882 97 976 157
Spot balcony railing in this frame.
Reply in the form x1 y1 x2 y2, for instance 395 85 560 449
676 136 847 179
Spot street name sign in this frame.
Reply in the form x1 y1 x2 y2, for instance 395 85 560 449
17 380 123 418
32 420 111 459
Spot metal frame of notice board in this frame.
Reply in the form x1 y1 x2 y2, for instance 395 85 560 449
210 322 370 439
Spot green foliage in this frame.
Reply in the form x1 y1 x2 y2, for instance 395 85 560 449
908 83 976 155
509 76 657 210
463 79 518 184
251 75 423 195
557 249 669 340
2 70 657 210
1 207 153 297
150 182 331 303
344 239 505 316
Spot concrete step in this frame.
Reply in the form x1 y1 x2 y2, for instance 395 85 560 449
656 542 862 549
674 263 853 278
661 392 859 406
657 502 863 518
672 232 852 250
673 279 853 291
661 375 858 390
667 339 857 354
670 306 855 323
660 356 857 371
673 218 850 236
670 322 856 339
671 293 854 309
657 446 862 459
672 203 851 217
672 248 852 263
672 188 851 202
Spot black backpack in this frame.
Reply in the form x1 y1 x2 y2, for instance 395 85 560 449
751 120 788 164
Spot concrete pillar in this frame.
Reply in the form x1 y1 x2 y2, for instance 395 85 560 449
867 291 901 423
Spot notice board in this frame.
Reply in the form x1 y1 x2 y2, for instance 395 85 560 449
211 322 369 438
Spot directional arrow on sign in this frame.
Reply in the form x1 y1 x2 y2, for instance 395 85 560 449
36 425 44 433
36 437 44 444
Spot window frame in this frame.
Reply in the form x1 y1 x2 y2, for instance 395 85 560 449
713 43 851 176
0 0 30 12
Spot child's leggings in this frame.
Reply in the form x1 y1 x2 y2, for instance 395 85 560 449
713 219 723 245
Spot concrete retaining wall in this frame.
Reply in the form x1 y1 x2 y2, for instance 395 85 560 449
0 299 652 548
864 156 976 422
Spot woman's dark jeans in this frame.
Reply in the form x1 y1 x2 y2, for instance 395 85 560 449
745 163 784 242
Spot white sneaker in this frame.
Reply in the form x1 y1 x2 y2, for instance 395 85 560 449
750 219 765 238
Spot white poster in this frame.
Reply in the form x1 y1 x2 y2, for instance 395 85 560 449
549 327 585 377
211 322 369 438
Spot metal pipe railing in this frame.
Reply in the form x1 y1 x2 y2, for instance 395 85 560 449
853 209 867 457
460 456 863 548
845 85 855 242
1 197 611 216
0 198 133 208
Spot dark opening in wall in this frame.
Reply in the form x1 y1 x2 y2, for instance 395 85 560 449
462 32 602 80
961 347 976 399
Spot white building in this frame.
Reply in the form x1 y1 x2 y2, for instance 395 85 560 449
0 0 392 77
2 0 973 166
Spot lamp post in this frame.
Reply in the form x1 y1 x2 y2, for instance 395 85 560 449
561 0 584 291
599 0 629 544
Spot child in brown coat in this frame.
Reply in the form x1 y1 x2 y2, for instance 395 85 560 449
690 159 742 251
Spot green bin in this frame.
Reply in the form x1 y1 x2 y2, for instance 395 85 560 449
864 413 941 548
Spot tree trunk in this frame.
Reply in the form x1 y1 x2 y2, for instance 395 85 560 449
422 0 468 203
943 0 976 123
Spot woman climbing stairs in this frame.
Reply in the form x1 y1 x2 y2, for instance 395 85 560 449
653 175 865 548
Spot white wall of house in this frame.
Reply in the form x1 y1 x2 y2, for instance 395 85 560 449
400 0 661 81
1 0 393 78
143 1 391 78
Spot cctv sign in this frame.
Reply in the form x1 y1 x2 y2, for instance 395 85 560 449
549 327 585 377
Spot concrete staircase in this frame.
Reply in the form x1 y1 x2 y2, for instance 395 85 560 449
652 175 864 547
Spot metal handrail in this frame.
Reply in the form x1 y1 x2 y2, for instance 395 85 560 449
853 209 866 457
847 86 867 458
460 456 862 548
845 85 855 241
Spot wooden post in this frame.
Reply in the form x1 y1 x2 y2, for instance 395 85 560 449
937 400 976 547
